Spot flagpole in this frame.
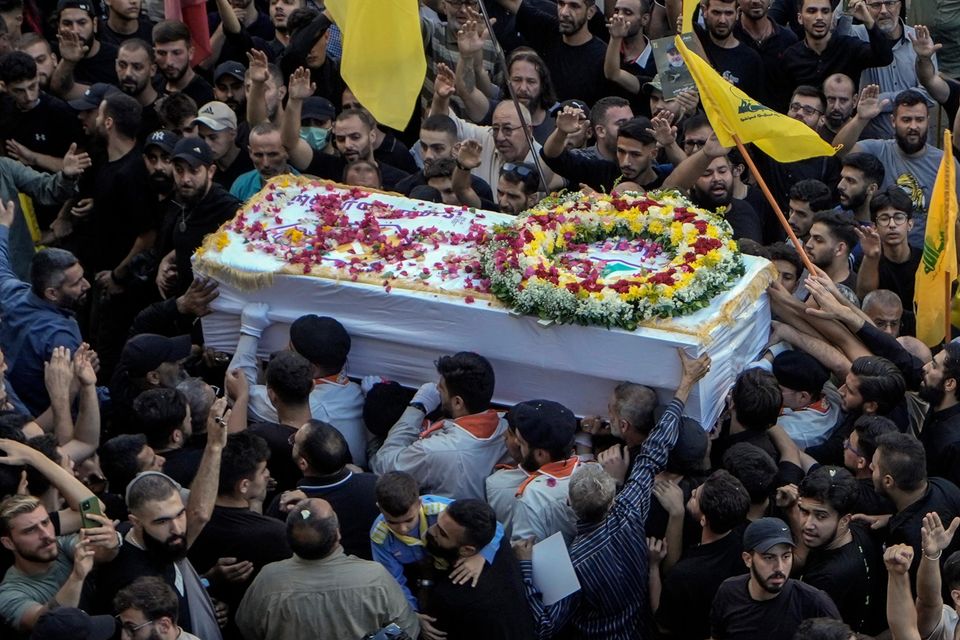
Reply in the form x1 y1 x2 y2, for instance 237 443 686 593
947 272 952 344
731 134 817 275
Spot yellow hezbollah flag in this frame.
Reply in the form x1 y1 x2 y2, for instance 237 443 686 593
915 130 958 346
673 35 836 163
682 0 698 33
325 0 425 131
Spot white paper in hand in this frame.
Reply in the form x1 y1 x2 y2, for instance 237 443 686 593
532 532 581 605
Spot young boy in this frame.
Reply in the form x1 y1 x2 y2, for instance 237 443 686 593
370 471 504 609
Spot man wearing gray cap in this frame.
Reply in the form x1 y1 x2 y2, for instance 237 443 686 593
193 100 253 189
485 399 579 544
710 517 840 639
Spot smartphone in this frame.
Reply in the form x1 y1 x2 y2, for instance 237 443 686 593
79 497 103 529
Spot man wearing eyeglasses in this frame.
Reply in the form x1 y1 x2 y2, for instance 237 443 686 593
776 0 893 112
114 576 201 640
855 186 921 335
836 0 933 139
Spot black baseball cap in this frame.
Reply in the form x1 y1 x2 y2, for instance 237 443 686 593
172 138 214 168
119 334 192 378
507 400 577 452
743 517 796 553
144 130 180 155
214 60 246 83
772 350 830 395
550 98 589 118
302 97 336 123
31 607 116 640
57 0 95 16
68 83 120 111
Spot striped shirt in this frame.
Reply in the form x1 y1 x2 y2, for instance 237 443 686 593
518 398 684 640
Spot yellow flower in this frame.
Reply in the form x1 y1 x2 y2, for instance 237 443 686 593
213 232 230 252
284 228 305 244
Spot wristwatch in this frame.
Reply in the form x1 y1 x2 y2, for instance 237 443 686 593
409 401 427 413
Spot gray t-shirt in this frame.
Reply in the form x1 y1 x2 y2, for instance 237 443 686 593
856 139 960 247
0 535 77 631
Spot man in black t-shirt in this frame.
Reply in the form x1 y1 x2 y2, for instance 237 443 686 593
842 415 897 515
152 20 213 107
50 0 120 100
193 100 253 189
116 39 162 141
710 517 841 640
690 155 763 243
857 187 922 335
100 0 155 46
656 469 750 639
787 466 884 634
695 0 765 103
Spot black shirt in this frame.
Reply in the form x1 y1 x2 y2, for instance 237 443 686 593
74 42 120 86
877 245 922 336
160 444 204 487
395 170 494 203
188 505 292 636
735 19 799 109
86 145 152 272
853 477 895 516
375 133 417 175
0 93 80 159
776 27 894 110
696 26 766 103
656 527 748 639
213 150 255 190
693 195 764 243
169 183 241 295
99 16 156 47
710 574 841 640
887 477 960 582
248 421 299 494
266 469 380 560
155 73 215 108
752 149 841 214
425 537 536 640
921 404 960 488
304 149 410 191
799 524 884 633
515 1 613 106
539 147 668 193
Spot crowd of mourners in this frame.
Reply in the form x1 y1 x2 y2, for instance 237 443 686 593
1 0 960 639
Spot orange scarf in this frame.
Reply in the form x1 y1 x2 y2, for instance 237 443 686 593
419 409 501 440
515 457 580 497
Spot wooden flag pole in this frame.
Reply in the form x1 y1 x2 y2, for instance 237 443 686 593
947 272 953 345
732 134 817 275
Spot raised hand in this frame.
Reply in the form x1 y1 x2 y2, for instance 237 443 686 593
854 225 882 259
556 106 587 135
910 25 943 59
73 344 98 387
456 139 483 170
883 543 914 574
921 511 960 558
246 49 270 84
287 67 316 101
57 30 87 63
855 85 888 121
647 537 668 566
647 111 677 147
456 18 486 56
176 276 219 317
702 133 731 159
598 443 631 484
44 346 74 399
607 14 632 39
652 479 685 517
62 143 92 178
678 349 711 383
435 63 457 99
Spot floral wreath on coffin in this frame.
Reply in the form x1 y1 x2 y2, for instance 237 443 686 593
478 190 745 330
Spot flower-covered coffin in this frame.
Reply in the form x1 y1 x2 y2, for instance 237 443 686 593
195 177 776 428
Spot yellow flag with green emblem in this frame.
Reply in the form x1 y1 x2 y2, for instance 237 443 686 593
325 0 425 131
915 130 958 347
673 35 837 163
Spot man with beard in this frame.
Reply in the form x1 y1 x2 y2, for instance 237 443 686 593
212 61 246 120
372 352 508 501
917 342 960 487
710 517 840 639
156 138 240 297
872 432 960 582
777 0 893 112
193 101 253 190
803 211 859 294
116 39 162 141
50 0 120 100
484 400 579 544
0 438 121 633
786 466 884 634
838 88 960 247
603 0 656 102
95 401 229 640
735 0 797 97
394 115 494 201
574 96 633 163
493 0 610 106
84 92 153 379
239 498 419 640
229 123 298 201
134 388 202 487
787 179 833 242
18 35 57 92
0 181 98 415
837 151 884 223
418 499 533 640
100 0 155 46
543 107 663 192
151 21 213 107
855 187 921 333
694 0 765 102
821 74 858 140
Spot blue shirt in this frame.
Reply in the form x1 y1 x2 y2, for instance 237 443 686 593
0 225 82 415
229 168 300 202
519 398 684 640
370 494 505 610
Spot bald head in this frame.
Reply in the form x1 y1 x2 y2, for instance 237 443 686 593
897 336 933 365
286 498 340 559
